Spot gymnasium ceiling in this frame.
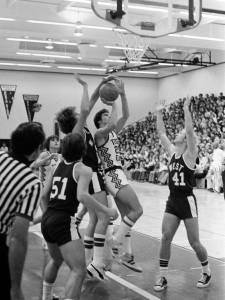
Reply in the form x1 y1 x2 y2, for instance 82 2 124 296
0 0 225 78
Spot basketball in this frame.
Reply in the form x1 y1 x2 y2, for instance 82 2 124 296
99 82 119 104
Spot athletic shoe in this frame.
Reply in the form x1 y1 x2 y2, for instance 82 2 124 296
197 273 211 288
153 276 168 292
87 263 106 281
52 296 59 300
120 253 143 273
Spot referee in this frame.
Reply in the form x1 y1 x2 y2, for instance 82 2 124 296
0 122 45 300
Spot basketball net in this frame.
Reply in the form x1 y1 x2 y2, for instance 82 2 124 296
116 32 149 64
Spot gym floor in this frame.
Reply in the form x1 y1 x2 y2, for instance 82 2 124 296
26 182 225 300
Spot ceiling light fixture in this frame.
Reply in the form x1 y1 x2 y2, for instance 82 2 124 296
57 66 106 71
0 17 15 21
7 37 78 46
16 52 72 59
0 62 16 66
17 63 51 68
0 62 51 68
26 20 127 32
169 34 225 42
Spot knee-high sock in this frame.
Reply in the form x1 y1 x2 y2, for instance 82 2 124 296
84 235 94 264
92 233 106 267
123 230 132 254
114 216 134 244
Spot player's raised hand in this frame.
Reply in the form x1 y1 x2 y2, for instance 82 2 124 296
74 73 87 86
184 95 192 108
114 78 125 95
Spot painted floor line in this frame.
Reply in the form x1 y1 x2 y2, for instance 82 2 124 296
136 231 225 264
106 271 160 300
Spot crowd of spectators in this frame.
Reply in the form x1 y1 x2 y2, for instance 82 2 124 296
118 92 225 194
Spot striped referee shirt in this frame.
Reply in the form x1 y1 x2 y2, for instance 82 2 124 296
0 151 42 234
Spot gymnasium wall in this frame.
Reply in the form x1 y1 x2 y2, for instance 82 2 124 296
158 63 225 104
0 70 158 139
0 63 224 139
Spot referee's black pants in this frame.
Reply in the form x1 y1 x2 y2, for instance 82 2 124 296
0 234 11 300
222 170 225 200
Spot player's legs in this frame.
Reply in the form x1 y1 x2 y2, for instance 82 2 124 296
113 197 142 272
154 212 180 292
184 217 211 287
42 243 63 300
93 191 110 235
113 184 143 245
60 239 86 300
83 208 97 265
87 191 109 280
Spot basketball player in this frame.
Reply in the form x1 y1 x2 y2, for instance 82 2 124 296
56 74 116 280
41 133 118 300
31 136 61 226
94 78 143 272
154 97 211 291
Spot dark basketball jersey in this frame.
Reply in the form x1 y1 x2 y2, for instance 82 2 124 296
168 154 195 197
48 160 79 215
83 127 99 172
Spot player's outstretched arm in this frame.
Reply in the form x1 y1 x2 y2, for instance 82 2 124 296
114 78 129 133
183 97 198 158
75 164 118 219
72 74 90 136
156 101 174 157
40 171 54 213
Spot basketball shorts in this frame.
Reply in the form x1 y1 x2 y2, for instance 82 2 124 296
165 194 198 220
41 209 81 247
89 171 106 195
105 167 128 198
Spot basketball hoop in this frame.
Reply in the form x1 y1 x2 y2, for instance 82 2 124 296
116 31 149 63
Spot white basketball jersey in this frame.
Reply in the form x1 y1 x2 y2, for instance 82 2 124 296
39 153 61 186
97 131 122 170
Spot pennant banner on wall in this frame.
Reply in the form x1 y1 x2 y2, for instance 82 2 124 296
23 94 39 122
0 85 17 119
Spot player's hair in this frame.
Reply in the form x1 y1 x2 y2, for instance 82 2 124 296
10 122 45 156
94 109 109 129
62 133 86 162
44 135 59 151
56 107 79 134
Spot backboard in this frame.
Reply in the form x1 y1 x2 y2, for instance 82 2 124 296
91 0 202 38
